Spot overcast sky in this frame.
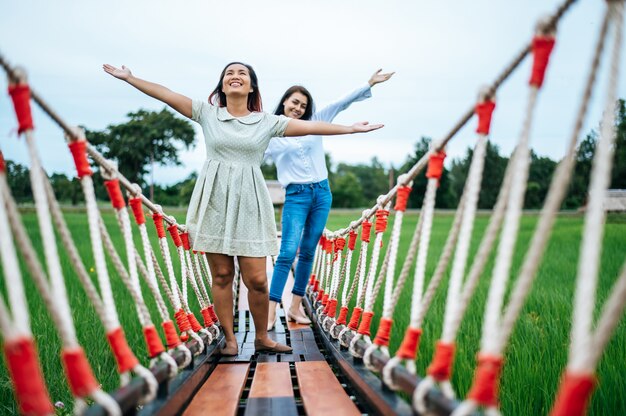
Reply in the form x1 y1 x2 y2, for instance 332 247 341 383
1 0 623 186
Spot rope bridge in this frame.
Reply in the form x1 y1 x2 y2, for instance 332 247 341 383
1 0 625 415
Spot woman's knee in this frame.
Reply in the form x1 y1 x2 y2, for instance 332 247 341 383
245 274 268 294
212 266 235 288
277 244 298 264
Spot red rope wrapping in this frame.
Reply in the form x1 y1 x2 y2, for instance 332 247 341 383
317 289 325 301
357 311 374 337
394 186 412 212
309 273 316 286
348 307 363 331
348 230 358 251
180 232 191 251
67 141 93 178
467 354 504 407
168 224 183 247
4 337 53 415
335 237 346 252
550 371 597 416
530 36 556 88
0 151 5 173
187 313 203 332
106 327 139 373
207 305 219 323
321 293 329 306
313 280 320 292
336 306 349 325
396 326 423 359
61 347 99 398
8 84 34 134
361 220 372 243
162 320 182 348
427 341 456 382
324 238 334 254
326 299 338 318
475 100 496 135
373 317 393 347
426 150 447 180
375 210 390 234
152 212 166 238
104 179 125 209
129 197 146 225
174 309 192 333
201 307 215 327
143 325 165 358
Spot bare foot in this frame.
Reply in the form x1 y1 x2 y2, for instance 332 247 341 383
220 340 239 356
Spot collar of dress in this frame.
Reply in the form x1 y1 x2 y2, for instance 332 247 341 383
216 106 264 125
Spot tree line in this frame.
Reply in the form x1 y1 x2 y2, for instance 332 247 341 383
6 100 626 210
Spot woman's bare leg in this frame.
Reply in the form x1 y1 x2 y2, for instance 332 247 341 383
238 256 291 350
206 253 238 354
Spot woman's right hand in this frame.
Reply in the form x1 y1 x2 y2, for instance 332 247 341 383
103 64 132 81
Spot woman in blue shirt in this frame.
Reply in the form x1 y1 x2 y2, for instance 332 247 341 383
266 69 394 329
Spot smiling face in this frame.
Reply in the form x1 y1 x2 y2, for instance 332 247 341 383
221 63 253 97
283 92 308 119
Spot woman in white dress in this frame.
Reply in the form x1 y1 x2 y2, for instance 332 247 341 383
103 62 383 355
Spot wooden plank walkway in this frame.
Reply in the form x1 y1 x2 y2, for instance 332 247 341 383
183 255 361 416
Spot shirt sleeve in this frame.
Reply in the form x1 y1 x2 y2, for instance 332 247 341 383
268 114 291 138
191 99 211 123
312 83 372 122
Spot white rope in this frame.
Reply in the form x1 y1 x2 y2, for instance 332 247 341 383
340 241 356 306
441 135 488 341
184 249 207 309
408 178 438 327
201 253 213 287
158 237 182 311
135 249 169 322
381 206 405 319
481 87 537 355
570 0 622 373
355 239 370 308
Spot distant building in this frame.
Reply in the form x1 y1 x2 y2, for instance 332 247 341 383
604 189 626 212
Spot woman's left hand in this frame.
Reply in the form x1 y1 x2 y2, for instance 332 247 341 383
352 121 384 132
368 69 395 87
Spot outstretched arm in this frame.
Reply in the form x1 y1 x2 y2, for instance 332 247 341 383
284 119 383 137
314 68 394 122
103 64 192 118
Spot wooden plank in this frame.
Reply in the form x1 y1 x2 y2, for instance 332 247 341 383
295 361 360 416
286 320 310 331
249 362 293 398
183 364 249 416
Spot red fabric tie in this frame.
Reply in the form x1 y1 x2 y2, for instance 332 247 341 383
396 327 423 359
394 186 412 212
68 141 93 178
336 306 349 325
104 179 125 209
475 100 496 135
427 341 456 382
129 197 146 225
106 327 139 373
467 354 504 407
152 212 166 238
373 317 393 347
8 84 34 134
348 230 358 251
162 320 182 348
550 371 596 416
61 347 100 397
530 36 556 88
361 220 372 243
168 225 183 247
348 307 363 331
375 210 389 234
4 337 53 415
426 150 446 180
143 325 166 358
181 232 191 250
357 311 374 337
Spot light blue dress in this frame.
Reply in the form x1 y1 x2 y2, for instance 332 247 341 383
186 100 290 257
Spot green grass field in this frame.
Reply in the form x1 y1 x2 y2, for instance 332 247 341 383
1 209 625 415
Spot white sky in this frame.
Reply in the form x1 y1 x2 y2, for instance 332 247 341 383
1 0 624 185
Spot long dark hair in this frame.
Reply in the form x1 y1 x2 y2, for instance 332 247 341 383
208 61 263 112
273 85 315 120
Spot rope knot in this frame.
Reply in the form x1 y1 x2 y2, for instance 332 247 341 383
326 299 338 318
335 237 346 252
373 317 393 347
475 99 497 135
129 197 146 225
4 337 53 415
201 307 215 327
550 371 596 416
375 210 390 234
530 35 556 88
67 140 93 178
427 341 456 382
426 150 447 180
467 354 504 408
396 326 423 359
187 312 203 332
8 83 34 134
180 232 191 251
361 220 373 243
174 309 192 333
394 185 412 212
207 305 219 324
104 179 126 209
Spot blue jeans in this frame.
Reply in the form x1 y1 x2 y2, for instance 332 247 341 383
269 179 332 302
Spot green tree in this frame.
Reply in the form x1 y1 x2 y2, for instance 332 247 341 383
611 98 626 189
525 151 557 209
86 108 195 188
5 160 32 203
49 173 82 205
331 171 366 207
564 131 596 209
